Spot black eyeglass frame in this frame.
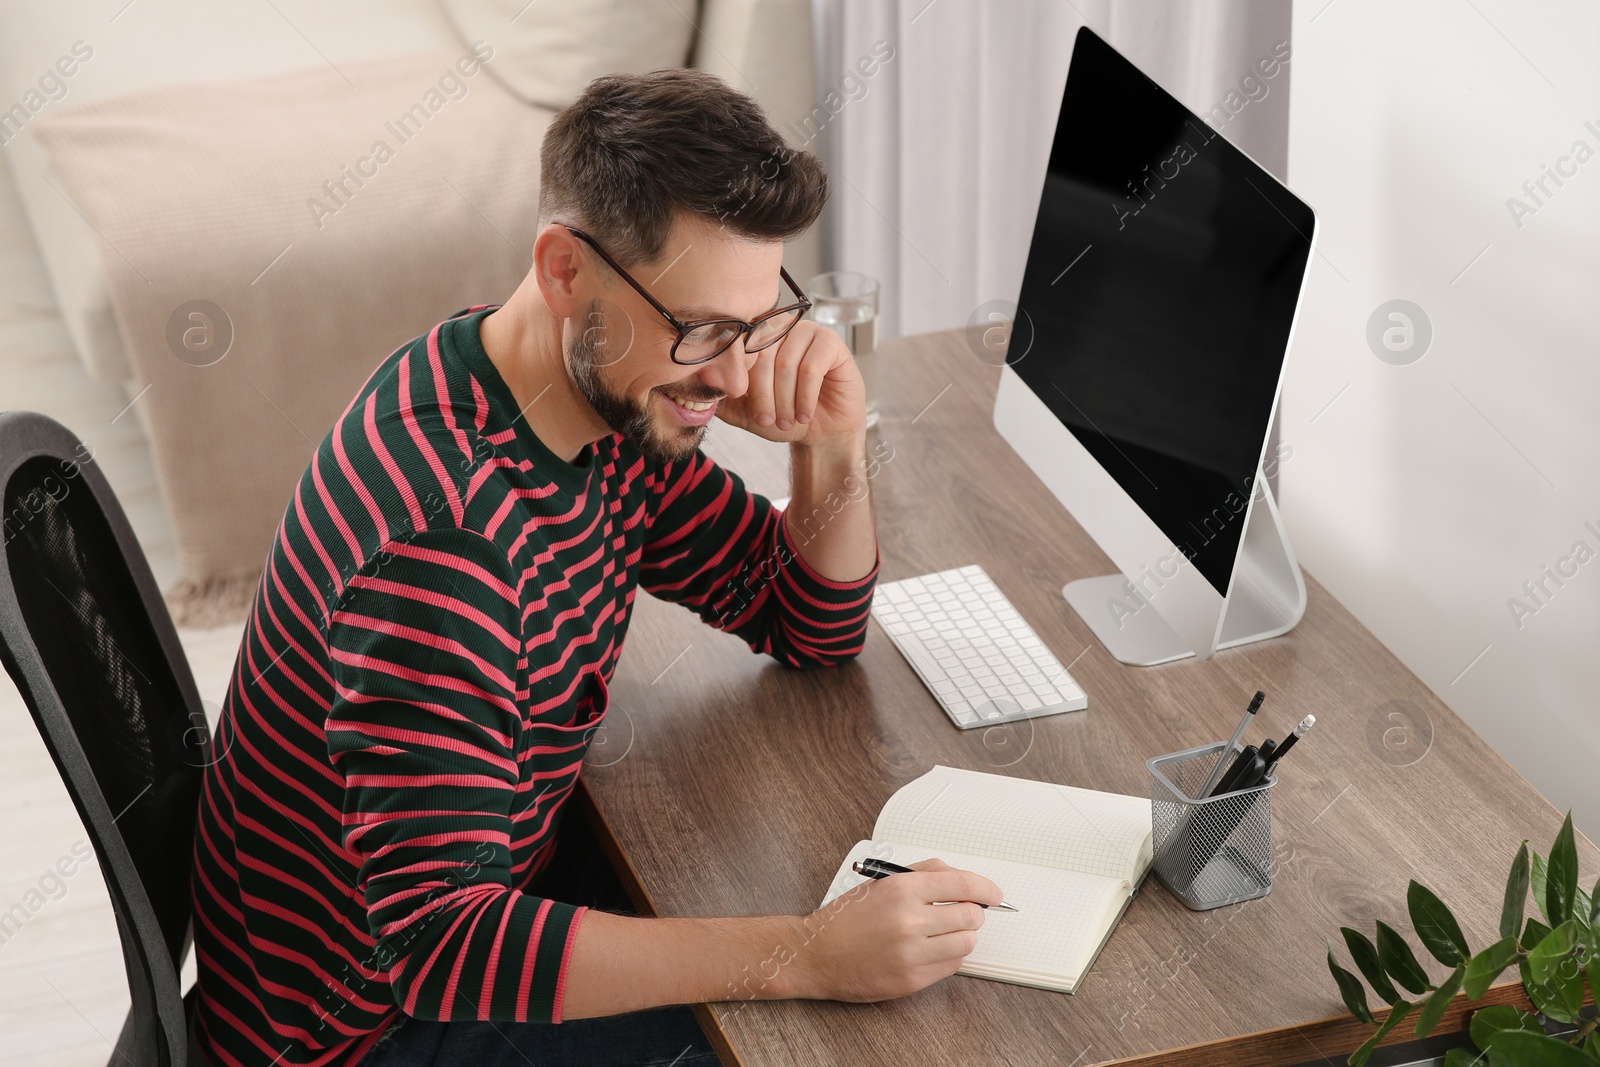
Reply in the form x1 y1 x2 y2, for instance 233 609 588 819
560 224 813 365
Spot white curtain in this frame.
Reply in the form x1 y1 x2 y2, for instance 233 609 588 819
807 0 1293 339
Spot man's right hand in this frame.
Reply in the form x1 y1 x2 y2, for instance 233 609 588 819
560 858 1005 1019
788 858 1004 1002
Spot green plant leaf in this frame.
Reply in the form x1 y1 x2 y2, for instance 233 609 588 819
1488 1032 1594 1066
1377 920 1433 995
1550 961 1585 1023
1443 1050 1482 1067
1520 953 1582 1024
1527 919 1578 985
1343 926 1401 1004
1328 941 1374 1024
1583 1031 1600 1063
1525 916 1554 951
1503 841 1531 940
1534 851 1551 925
1463 935 1521 1000
1414 965 1464 1038
1349 1001 1414 1067
1551 951 1586 1015
1587 953 1600 1010
1591 875 1600 927
1547 812 1579 929
1411 881 1472 966
1469 1004 1543 1052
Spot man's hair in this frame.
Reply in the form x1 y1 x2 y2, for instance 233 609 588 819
538 69 828 268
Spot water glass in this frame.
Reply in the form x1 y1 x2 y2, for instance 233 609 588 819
807 271 880 429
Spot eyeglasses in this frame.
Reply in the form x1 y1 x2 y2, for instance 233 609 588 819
560 224 813 365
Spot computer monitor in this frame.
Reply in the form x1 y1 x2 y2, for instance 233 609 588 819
992 25 1316 665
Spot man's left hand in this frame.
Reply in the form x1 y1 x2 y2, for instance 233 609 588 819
716 320 865 446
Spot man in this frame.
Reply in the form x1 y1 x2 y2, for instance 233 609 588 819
190 69 1001 1066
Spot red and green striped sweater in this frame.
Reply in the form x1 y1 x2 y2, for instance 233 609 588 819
191 305 878 1066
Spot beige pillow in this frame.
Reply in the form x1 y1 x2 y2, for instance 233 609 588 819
440 0 696 110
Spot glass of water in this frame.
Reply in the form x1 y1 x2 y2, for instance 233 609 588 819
806 271 880 429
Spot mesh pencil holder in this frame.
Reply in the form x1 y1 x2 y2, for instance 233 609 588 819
1147 741 1276 910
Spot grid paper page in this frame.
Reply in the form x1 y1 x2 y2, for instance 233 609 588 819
874 765 1152 883
819 839 1128 991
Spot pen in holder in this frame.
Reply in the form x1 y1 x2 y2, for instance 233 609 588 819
1147 742 1276 910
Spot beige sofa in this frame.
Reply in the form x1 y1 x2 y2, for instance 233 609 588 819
0 0 818 626
2 0 819 384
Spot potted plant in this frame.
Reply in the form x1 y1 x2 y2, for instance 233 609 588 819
1326 812 1596 1065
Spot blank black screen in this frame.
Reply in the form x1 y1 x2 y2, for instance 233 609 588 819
1010 26 1314 594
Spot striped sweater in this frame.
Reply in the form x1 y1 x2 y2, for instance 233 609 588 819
191 305 877 1066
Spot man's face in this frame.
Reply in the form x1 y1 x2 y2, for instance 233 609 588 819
566 214 784 464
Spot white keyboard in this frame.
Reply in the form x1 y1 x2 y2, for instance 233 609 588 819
871 565 1087 730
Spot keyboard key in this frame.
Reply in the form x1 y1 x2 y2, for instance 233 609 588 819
895 634 946 682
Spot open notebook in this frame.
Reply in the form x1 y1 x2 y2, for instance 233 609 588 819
819 765 1153 994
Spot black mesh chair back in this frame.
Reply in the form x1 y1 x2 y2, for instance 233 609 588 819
0 411 212 1067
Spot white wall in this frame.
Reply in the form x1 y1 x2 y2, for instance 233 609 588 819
1284 0 1600 832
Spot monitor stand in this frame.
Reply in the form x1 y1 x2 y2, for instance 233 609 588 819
1061 480 1307 666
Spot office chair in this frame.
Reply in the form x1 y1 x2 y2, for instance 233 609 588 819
0 411 212 1067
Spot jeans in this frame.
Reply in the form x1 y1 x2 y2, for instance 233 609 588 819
359 812 720 1067
358 1009 717 1067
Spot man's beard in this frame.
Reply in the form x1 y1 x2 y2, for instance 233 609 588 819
568 300 715 465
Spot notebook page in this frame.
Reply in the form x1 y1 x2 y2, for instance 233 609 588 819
873 765 1152 882
819 839 1128 990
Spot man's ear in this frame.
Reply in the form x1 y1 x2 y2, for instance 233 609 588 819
531 223 587 318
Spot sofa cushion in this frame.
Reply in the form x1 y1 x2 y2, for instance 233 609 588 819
439 0 696 110
0 0 465 384
32 52 553 624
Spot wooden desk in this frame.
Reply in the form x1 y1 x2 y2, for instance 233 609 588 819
580 328 1599 1066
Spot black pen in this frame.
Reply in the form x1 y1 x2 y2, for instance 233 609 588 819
852 857 1020 912
1209 737 1277 797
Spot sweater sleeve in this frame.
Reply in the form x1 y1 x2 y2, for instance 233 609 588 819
325 526 584 1024
639 447 878 667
